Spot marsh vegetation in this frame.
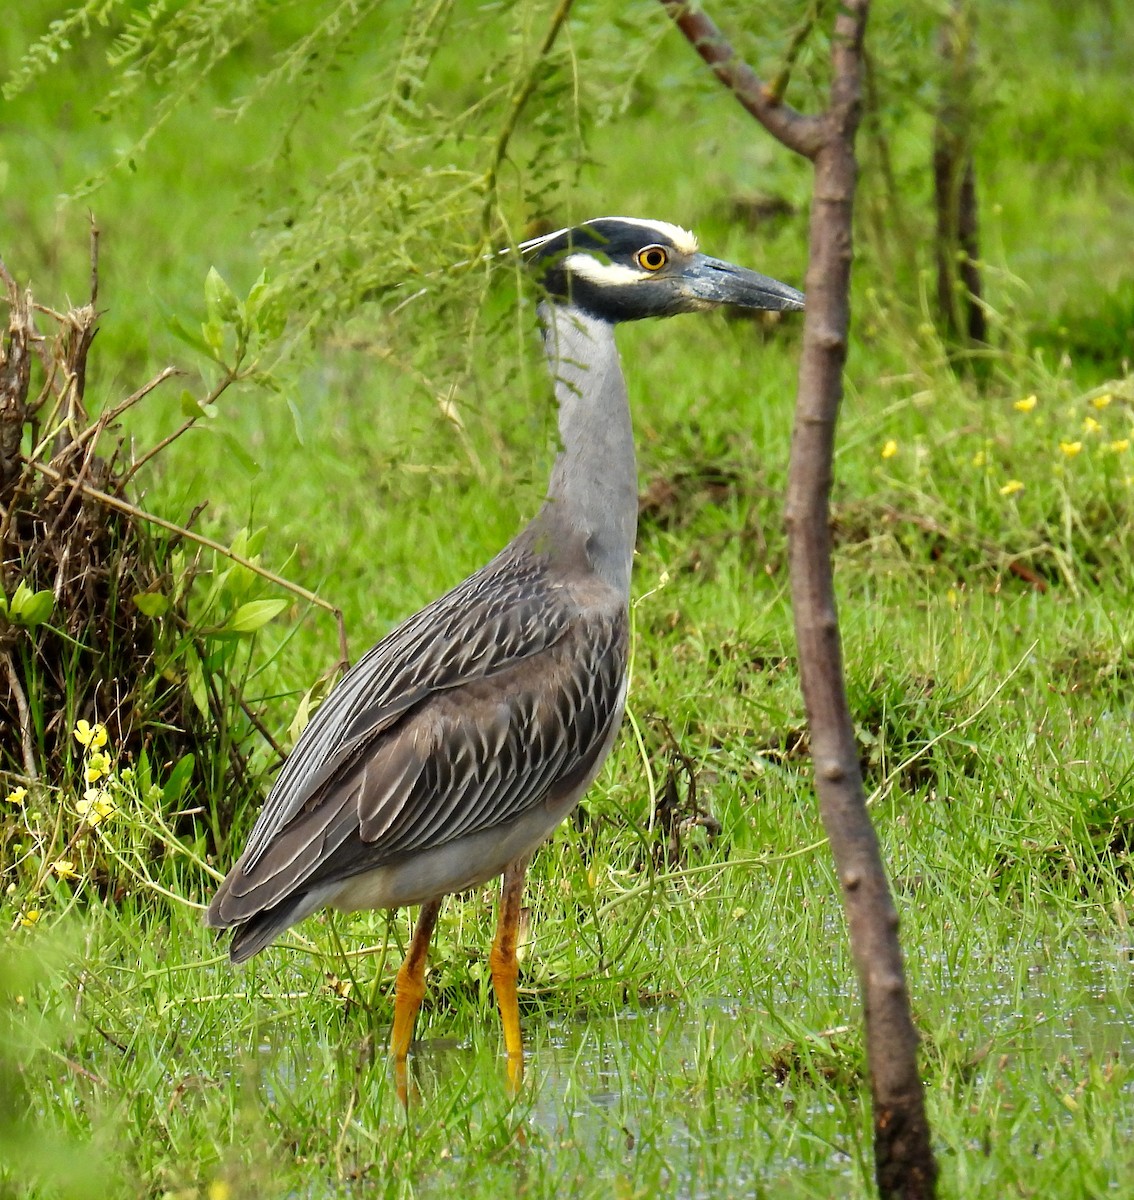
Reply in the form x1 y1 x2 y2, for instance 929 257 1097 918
2 2 1132 1195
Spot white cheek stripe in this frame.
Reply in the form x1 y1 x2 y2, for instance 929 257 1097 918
561 253 655 287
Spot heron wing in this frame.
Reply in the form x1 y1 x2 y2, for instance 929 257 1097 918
237 544 572 873
215 604 627 919
209 542 628 925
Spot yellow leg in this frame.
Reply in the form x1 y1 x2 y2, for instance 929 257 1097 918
390 898 441 1106
490 855 531 1093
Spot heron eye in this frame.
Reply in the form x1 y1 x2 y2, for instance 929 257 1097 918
636 245 668 272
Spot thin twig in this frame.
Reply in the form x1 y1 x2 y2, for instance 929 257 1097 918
238 696 288 763
2 651 38 780
28 459 350 668
38 399 114 554
118 370 238 487
60 366 181 459
480 0 576 232
767 1 824 103
658 1 824 159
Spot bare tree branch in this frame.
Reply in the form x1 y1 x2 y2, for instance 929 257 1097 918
657 1 824 159
662 1 938 1195
788 5 937 1194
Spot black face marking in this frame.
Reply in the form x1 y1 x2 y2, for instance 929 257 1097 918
525 219 694 323
517 217 803 324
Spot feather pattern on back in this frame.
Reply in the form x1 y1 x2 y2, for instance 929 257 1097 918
207 523 629 930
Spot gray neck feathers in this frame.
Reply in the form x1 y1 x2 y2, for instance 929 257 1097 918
535 301 638 597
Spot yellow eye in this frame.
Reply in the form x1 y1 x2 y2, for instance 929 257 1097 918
636 245 668 272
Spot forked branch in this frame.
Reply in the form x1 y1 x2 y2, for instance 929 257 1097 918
658 1 824 159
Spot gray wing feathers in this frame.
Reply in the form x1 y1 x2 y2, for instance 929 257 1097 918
346 611 625 865
237 547 571 873
208 542 628 929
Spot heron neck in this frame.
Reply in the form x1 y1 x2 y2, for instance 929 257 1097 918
537 301 638 597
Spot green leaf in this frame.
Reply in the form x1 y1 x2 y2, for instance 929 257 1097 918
244 368 282 394
286 397 306 446
133 591 170 618
287 676 334 744
229 527 267 561
201 318 224 357
184 645 209 717
164 312 212 357
204 266 239 327
226 598 288 634
220 432 260 478
245 271 285 344
180 389 218 419
221 560 257 604
9 580 55 627
244 270 272 328
162 754 195 805
136 747 152 796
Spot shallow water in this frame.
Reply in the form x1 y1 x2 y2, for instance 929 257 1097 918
398 927 1134 1196
228 919 1134 1196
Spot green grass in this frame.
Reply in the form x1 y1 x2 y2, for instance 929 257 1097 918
4 2 1134 1197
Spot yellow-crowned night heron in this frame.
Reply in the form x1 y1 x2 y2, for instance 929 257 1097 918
207 217 803 1087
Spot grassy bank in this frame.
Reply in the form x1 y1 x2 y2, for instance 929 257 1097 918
2 2 1133 1196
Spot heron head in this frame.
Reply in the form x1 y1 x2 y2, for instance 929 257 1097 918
521 217 804 323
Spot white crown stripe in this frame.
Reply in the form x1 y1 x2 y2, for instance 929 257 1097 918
518 218 698 256
628 219 699 254
518 227 570 252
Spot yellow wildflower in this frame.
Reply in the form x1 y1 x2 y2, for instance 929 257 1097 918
85 752 111 783
73 721 108 750
999 480 1025 497
1059 441 1082 457
1084 416 1102 434
1109 438 1130 453
51 859 79 880
881 439 898 460
19 909 40 928
1013 395 1038 413
4 786 27 806
971 450 986 468
1090 392 1112 410
207 1181 233 1200
77 788 116 826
